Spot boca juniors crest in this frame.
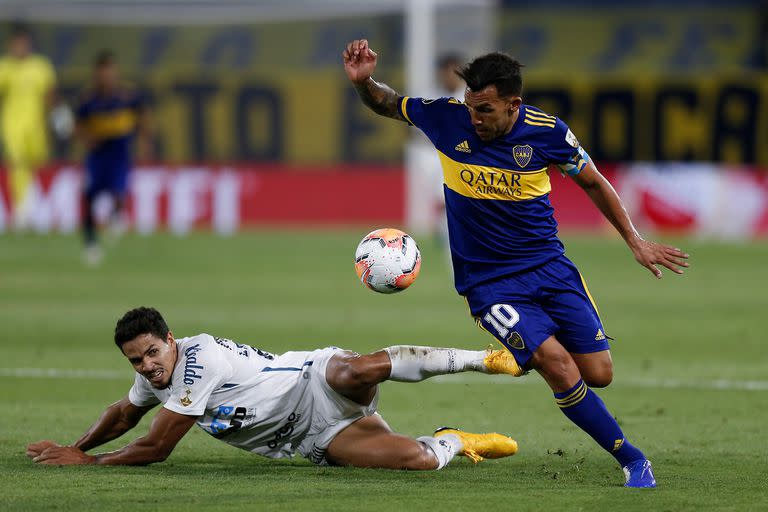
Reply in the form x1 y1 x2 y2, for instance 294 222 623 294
513 145 533 168
512 144 533 167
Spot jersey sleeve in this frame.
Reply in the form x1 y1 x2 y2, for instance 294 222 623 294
131 91 147 111
127 373 161 407
397 96 453 142
164 336 234 417
547 118 591 176
75 101 88 120
123 86 146 112
75 91 92 120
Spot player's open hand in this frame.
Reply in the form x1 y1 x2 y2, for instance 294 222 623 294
26 440 60 458
32 445 96 465
631 239 689 279
343 39 377 84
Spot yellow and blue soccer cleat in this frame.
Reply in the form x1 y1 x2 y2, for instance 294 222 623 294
483 347 524 377
434 427 519 463
623 459 657 488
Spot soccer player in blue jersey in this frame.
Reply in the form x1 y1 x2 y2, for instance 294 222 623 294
344 39 690 488
76 51 150 265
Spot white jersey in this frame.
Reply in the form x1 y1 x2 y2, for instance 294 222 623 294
128 334 377 463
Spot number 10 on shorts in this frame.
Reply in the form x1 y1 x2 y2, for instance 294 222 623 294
484 304 520 339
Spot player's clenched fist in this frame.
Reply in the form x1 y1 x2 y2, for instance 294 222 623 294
343 39 378 84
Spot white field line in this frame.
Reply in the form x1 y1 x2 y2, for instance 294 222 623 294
0 367 767 391
433 374 768 391
0 367 130 380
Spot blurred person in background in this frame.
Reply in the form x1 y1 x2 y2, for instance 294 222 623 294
0 22 57 230
76 50 150 265
408 54 466 257
432 54 465 249
436 54 466 100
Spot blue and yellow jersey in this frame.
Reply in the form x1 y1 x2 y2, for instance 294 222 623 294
398 97 590 294
76 87 144 163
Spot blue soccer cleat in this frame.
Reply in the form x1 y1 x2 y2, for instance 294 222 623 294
623 459 657 488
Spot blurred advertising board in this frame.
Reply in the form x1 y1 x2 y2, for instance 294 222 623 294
47 74 768 166
615 163 768 239
23 6 765 166
0 165 404 234
1 164 767 239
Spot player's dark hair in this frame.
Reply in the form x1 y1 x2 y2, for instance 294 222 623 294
114 307 170 348
456 52 524 98
94 50 115 68
9 21 30 39
437 53 463 70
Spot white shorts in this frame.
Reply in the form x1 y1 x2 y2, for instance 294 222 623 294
296 347 380 465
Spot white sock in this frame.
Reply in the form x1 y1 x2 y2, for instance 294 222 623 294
417 434 462 470
384 345 488 382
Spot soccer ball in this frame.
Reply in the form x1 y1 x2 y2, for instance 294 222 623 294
354 228 421 294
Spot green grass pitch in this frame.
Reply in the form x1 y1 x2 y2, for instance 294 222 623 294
1 231 766 511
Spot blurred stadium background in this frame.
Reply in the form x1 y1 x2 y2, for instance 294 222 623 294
0 0 766 237
1 1 767 510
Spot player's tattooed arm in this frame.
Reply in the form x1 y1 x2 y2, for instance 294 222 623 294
343 39 406 122
353 78 406 122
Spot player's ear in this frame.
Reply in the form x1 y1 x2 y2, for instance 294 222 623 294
508 96 522 113
167 331 175 347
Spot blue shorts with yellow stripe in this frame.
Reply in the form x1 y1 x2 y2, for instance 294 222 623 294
466 254 610 368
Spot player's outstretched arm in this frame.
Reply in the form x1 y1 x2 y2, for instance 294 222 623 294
26 397 154 459
31 406 196 466
343 39 406 122
571 161 690 279
75 397 156 451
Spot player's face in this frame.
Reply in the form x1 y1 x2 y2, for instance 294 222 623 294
437 65 462 93
8 35 30 58
464 85 522 141
121 333 178 389
95 63 118 89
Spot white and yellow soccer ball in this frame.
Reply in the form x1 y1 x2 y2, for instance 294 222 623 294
354 228 421 294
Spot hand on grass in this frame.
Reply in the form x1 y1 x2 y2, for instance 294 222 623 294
32 445 96 465
26 440 60 458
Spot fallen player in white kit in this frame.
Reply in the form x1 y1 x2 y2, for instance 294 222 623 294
27 307 520 469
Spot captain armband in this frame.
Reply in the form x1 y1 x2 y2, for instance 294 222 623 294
557 146 591 176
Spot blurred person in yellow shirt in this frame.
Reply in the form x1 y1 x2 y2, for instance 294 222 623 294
0 23 56 230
